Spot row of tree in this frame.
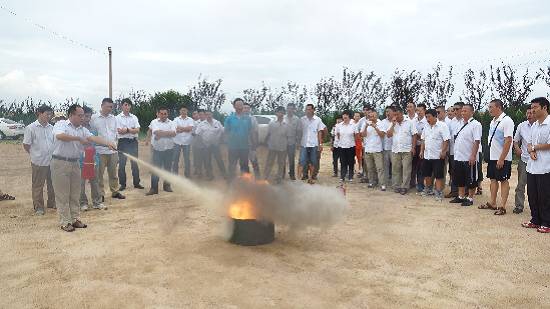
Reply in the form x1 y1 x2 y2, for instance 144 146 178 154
2 63 550 127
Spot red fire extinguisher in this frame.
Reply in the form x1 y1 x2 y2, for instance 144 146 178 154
82 146 96 179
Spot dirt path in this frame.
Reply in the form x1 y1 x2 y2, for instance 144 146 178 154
1 143 549 308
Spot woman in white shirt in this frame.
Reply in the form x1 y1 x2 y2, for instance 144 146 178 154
336 111 357 182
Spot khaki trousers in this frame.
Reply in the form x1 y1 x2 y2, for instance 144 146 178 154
51 159 81 226
264 150 286 182
31 163 56 210
392 152 413 190
365 152 385 186
98 153 119 197
515 160 528 210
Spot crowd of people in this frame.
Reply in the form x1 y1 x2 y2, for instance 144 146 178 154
1 95 549 234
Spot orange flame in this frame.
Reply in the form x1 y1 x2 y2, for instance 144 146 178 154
228 200 256 220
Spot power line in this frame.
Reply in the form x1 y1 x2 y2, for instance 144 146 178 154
0 2 106 55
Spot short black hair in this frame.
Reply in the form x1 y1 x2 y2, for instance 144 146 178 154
121 98 133 106
197 109 206 113
179 105 188 110
275 106 285 113
490 99 504 109
363 104 373 110
243 102 251 107
531 97 550 110
306 103 315 110
417 103 427 111
232 98 245 105
390 106 403 113
435 105 445 111
407 101 416 107
82 105 93 114
425 109 437 117
463 103 475 111
342 110 353 118
453 101 464 108
102 98 114 105
67 104 82 117
157 106 168 112
36 105 53 114
286 103 296 108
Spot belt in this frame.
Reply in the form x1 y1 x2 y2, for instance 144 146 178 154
119 137 137 141
52 155 79 162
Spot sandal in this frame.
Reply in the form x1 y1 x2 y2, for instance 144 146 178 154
0 193 16 201
476 187 483 195
494 207 507 215
478 202 496 210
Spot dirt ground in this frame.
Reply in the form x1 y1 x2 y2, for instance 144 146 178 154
1 141 549 308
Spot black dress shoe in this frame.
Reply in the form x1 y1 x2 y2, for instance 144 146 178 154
134 184 145 189
72 220 87 228
101 196 105 203
513 207 523 214
112 192 126 199
449 197 465 203
163 186 173 192
145 189 158 196
119 185 126 192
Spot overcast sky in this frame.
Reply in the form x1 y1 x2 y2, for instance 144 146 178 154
1 0 550 111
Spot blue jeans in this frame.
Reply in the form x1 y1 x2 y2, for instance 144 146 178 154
299 146 318 178
287 144 297 178
151 148 173 191
117 138 140 187
172 144 191 177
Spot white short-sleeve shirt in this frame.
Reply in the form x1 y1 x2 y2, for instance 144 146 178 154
52 120 93 159
150 119 176 151
514 120 533 163
23 120 54 166
300 116 324 147
527 115 550 174
361 121 384 153
173 116 194 146
391 119 417 153
90 113 118 155
116 113 140 139
336 122 356 149
489 113 514 161
421 121 450 160
453 118 482 162
415 116 428 146
449 117 463 155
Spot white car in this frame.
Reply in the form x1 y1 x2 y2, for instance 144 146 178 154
0 118 25 140
253 115 277 145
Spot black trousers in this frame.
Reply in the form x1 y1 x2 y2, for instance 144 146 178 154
340 147 355 180
332 147 341 175
527 172 550 226
118 138 140 187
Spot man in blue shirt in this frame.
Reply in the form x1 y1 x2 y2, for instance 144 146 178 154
224 98 252 181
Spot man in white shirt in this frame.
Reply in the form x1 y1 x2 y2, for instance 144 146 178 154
361 111 386 190
524 97 550 233
335 111 357 182
51 104 116 232
405 101 418 121
386 106 417 195
449 104 482 207
299 104 324 181
23 105 56 215
116 98 143 191
419 109 450 201
146 106 176 195
379 106 394 186
264 106 289 184
436 105 451 190
412 103 428 192
284 103 302 180
446 102 465 198
331 116 343 177
513 107 535 214
91 98 125 200
172 106 194 178
196 110 226 180
191 110 206 177
483 99 514 215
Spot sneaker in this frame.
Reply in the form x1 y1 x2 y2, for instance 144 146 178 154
400 188 408 195
35 209 45 216
434 194 443 202
537 226 550 233
92 203 107 210
449 197 465 204
360 178 369 183
367 183 374 188
80 204 89 212
380 185 386 192
348 179 353 183
134 184 145 189
513 207 523 214
394 188 401 194
419 190 428 197
461 199 473 207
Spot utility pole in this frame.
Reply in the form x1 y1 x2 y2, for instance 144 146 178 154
108 46 112 99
